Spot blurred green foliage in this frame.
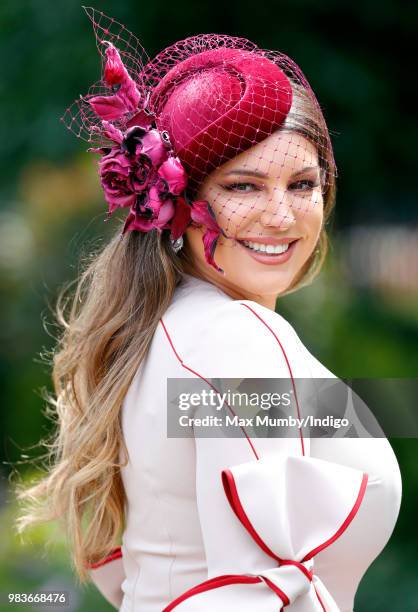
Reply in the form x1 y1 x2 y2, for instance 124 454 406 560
1 0 417 610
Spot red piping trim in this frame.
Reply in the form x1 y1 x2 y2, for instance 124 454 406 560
162 574 265 611
160 300 308 462
313 582 327 612
261 576 289 605
222 468 280 563
277 559 313 582
240 303 306 457
160 317 260 460
87 545 122 569
303 472 369 561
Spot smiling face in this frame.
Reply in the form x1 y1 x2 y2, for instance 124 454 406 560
184 129 324 309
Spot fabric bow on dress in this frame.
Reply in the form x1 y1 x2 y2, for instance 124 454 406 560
163 454 368 611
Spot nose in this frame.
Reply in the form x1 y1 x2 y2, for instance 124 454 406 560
259 190 297 230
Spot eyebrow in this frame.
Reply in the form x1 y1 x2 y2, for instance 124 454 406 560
222 166 319 179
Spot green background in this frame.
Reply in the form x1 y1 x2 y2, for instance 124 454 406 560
1 1 417 610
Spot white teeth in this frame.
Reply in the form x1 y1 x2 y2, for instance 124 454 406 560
242 240 291 254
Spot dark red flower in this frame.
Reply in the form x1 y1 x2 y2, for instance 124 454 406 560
131 154 155 193
158 157 188 196
98 148 136 213
122 185 176 234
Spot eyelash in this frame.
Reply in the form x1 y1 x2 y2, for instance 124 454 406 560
222 179 320 193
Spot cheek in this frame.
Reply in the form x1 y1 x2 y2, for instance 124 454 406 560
302 194 324 240
184 226 205 262
199 185 259 234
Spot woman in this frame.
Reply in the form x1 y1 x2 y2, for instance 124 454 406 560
16 8 402 611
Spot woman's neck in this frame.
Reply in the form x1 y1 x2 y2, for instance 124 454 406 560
181 268 278 311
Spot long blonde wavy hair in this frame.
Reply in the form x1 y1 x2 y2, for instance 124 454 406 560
15 80 337 582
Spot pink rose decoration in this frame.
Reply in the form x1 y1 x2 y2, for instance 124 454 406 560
140 130 168 166
122 126 168 166
158 157 188 195
98 148 136 213
122 185 175 234
131 154 155 193
71 34 226 274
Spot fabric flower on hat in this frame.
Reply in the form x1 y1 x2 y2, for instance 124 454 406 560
88 42 141 121
83 41 225 273
98 147 137 212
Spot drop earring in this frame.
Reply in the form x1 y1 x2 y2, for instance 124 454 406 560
171 236 184 253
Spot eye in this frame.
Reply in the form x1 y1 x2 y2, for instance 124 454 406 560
221 182 262 193
288 179 320 192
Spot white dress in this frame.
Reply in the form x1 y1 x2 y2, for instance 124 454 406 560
89 272 402 611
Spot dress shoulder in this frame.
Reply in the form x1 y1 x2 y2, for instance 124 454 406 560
160 284 311 380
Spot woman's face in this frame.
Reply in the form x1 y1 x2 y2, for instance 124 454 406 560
184 130 324 309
